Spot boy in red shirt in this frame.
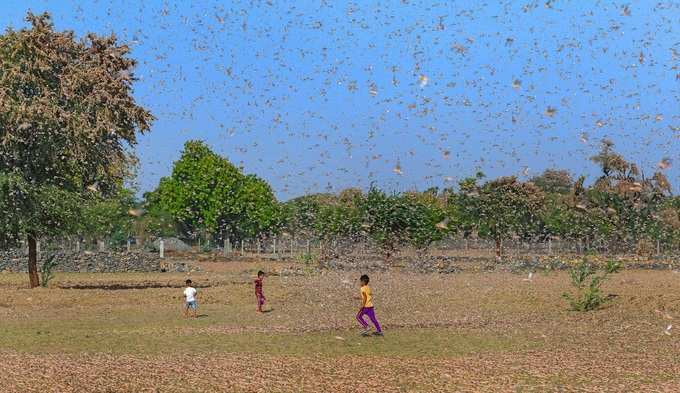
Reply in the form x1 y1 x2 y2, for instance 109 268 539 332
254 270 266 312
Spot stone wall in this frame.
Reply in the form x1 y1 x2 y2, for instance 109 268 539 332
0 249 162 273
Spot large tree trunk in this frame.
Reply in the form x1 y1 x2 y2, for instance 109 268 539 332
27 234 40 288
495 238 502 261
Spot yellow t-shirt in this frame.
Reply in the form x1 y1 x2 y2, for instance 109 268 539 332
361 285 373 308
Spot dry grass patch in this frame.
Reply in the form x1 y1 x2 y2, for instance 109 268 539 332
2 263 680 391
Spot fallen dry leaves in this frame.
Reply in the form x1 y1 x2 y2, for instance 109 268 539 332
2 348 680 392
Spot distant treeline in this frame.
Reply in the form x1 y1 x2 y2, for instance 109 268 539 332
96 139 677 260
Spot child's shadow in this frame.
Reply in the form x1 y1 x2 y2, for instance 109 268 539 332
262 309 274 314
197 314 209 318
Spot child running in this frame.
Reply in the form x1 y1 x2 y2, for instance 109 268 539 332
356 274 383 336
183 279 198 319
254 270 266 313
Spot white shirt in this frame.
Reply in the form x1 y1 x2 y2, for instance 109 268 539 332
183 287 197 302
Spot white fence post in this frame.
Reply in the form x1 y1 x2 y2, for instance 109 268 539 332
159 239 165 259
127 239 131 252
273 237 277 255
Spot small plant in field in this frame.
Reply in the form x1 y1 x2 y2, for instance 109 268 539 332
297 252 315 265
563 258 621 311
40 255 58 288
544 258 566 272
296 252 318 276
200 240 212 253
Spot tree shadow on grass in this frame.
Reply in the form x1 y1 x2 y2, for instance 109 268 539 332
58 283 215 290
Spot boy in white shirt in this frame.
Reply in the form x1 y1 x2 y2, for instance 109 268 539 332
183 279 198 319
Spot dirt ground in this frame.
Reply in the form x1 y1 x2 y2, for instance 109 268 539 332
1 257 680 392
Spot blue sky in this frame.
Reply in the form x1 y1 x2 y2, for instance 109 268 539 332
2 0 678 200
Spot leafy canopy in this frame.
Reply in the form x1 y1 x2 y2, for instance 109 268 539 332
0 12 152 242
153 140 280 240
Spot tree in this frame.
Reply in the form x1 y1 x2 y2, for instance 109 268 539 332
0 13 152 287
353 187 449 261
154 140 280 242
314 191 362 243
530 169 573 194
358 187 408 261
232 174 283 240
402 191 449 251
458 175 545 260
281 193 337 238
541 192 612 250
586 140 672 251
136 189 181 242
80 189 136 249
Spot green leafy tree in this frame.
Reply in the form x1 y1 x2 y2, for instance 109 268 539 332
281 193 337 238
314 190 362 242
458 175 545 260
154 140 280 242
232 174 283 240
135 189 181 242
357 187 444 261
0 13 152 287
402 191 449 251
79 189 136 249
358 187 408 261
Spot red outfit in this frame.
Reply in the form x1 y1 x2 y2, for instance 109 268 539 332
254 278 265 311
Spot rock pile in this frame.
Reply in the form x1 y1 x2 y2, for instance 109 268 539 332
0 249 169 273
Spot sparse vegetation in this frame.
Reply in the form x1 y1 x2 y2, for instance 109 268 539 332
38 255 58 288
563 258 622 311
1 263 679 391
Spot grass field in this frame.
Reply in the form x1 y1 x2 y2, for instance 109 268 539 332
2 259 680 392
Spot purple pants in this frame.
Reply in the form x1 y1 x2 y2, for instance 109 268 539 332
356 307 382 333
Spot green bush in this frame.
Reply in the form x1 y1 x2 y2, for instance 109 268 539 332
297 252 315 265
40 255 58 288
562 259 621 311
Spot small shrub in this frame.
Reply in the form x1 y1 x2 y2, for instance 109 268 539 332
297 252 315 265
40 255 58 288
545 258 567 272
562 258 621 311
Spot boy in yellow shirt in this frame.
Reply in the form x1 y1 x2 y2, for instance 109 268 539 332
356 274 383 336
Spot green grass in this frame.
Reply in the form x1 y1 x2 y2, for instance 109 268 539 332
0 312 522 357
0 269 532 358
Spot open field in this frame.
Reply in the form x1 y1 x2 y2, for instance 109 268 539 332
2 259 680 392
